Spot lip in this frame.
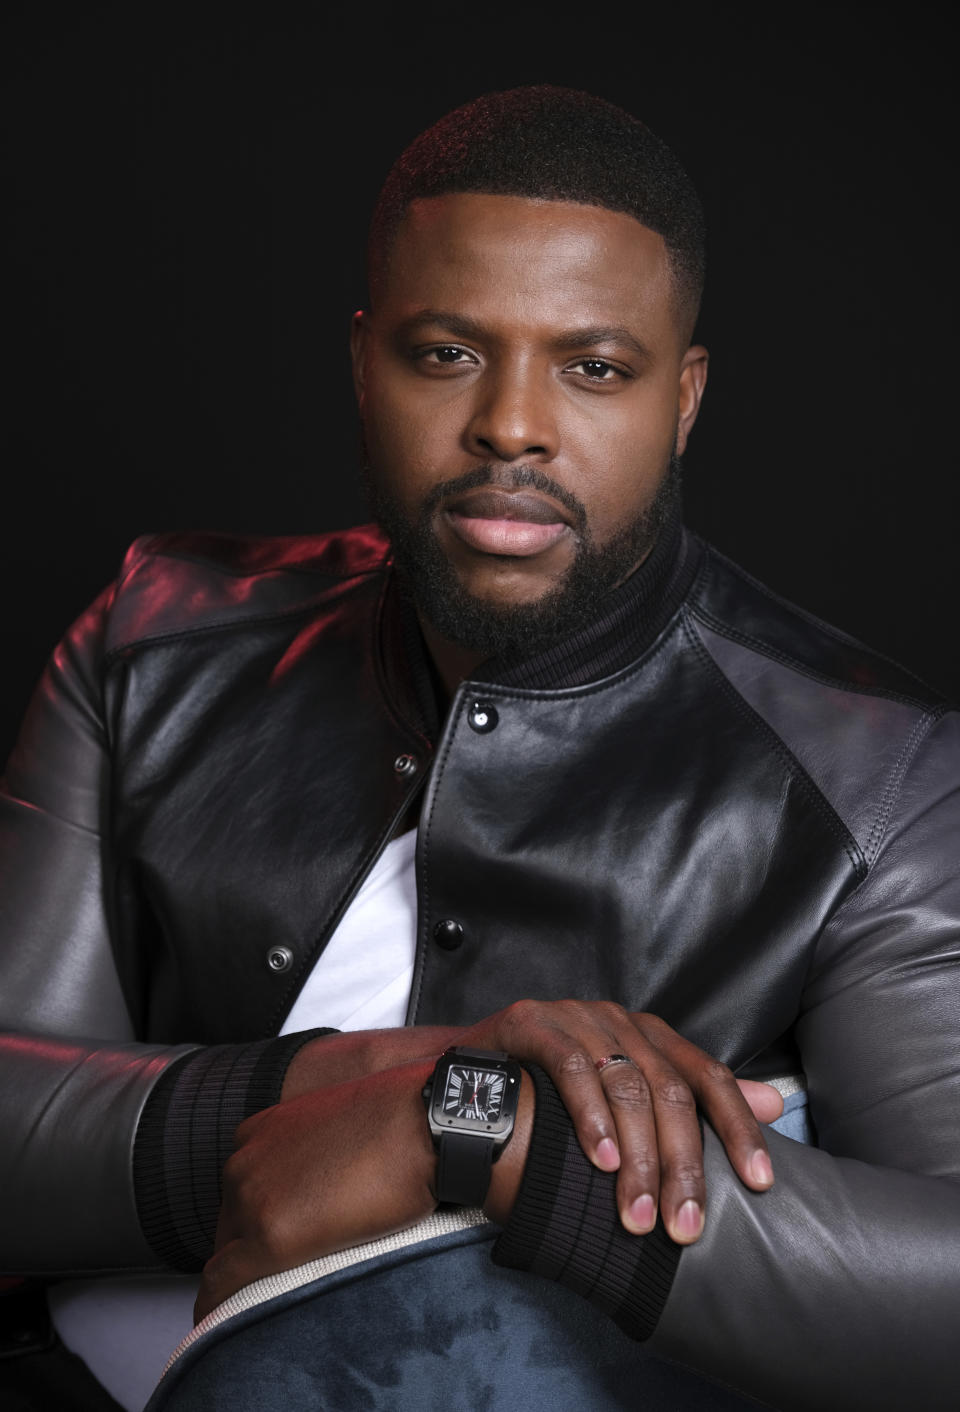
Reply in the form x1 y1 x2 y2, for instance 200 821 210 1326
442 489 573 558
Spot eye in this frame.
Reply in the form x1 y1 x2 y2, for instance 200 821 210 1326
567 358 624 382
421 345 477 366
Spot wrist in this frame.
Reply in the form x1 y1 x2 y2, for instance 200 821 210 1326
282 1027 465 1101
422 1048 527 1209
399 1060 441 1200
483 1069 534 1224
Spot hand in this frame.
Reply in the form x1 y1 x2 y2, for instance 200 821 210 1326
459 1000 783 1245
194 1060 438 1324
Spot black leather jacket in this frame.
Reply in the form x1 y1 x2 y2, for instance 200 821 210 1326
1 524 959 1410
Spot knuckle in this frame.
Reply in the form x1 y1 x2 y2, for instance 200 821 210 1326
654 1077 696 1112
702 1059 735 1087
629 1153 660 1184
666 1159 705 1189
501 998 546 1043
555 1047 594 1081
595 999 628 1027
220 1153 273 1223
258 1209 299 1266
604 1072 650 1109
504 997 539 1026
221 1149 251 1192
634 1012 666 1039
233 1113 259 1145
557 999 594 1030
229 1176 294 1253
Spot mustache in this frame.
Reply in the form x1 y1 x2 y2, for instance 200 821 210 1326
421 465 589 537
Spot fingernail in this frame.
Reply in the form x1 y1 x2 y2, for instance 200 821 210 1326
624 1194 656 1233
750 1150 774 1186
596 1137 619 1170
675 1200 703 1240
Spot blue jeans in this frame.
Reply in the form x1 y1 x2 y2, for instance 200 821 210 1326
147 1092 813 1411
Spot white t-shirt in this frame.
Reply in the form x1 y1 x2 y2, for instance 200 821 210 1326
280 827 417 1035
49 829 420 1411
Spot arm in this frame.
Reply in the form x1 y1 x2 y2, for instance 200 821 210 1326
0 584 188 1272
494 710 960 1410
195 1020 783 1319
284 1004 781 1242
0 576 773 1278
199 714 960 1402
0 585 319 1274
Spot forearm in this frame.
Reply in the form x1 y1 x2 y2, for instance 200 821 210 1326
491 716 960 1407
494 1069 960 1411
1 1016 477 1279
653 1127 959 1410
0 1027 338 1276
0 1032 195 1274
134 1028 337 1271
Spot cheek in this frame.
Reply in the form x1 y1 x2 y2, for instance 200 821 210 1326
564 370 678 455
587 469 663 542
570 416 676 536
364 358 465 451
361 383 448 507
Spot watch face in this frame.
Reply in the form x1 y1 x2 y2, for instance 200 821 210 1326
442 1065 507 1123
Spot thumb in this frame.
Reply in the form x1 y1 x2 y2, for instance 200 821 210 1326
737 1078 785 1125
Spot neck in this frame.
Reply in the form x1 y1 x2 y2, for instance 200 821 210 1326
416 542 659 697
416 616 488 699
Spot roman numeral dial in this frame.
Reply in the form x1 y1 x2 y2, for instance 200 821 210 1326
442 1066 506 1122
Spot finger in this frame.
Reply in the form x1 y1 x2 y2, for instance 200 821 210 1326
692 1060 776 1191
495 1001 625 1172
591 1014 705 1237
631 1016 776 1193
737 1078 784 1125
596 1058 660 1234
648 1067 707 1245
542 1033 624 1171
194 1240 257 1324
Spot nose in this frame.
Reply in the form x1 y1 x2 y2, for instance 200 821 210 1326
464 361 559 463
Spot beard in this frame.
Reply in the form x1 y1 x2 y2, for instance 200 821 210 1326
362 447 682 662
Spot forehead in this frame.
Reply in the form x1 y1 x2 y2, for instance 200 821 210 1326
378 192 678 342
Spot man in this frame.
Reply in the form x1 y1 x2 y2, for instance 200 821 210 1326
1 86 958 1411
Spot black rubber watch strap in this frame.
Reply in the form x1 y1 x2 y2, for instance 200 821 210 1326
436 1131 495 1206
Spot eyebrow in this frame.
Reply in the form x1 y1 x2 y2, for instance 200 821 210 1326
397 311 653 362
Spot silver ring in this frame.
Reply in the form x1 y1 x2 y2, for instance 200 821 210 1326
595 1053 634 1073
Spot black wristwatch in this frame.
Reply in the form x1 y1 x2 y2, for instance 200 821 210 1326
422 1046 522 1206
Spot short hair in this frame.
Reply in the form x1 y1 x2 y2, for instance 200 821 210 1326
368 85 705 338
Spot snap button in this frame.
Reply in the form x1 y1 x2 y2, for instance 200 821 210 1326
468 701 498 734
433 919 465 951
266 945 294 974
393 753 418 777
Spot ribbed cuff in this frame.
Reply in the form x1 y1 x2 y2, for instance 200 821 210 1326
133 1028 335 1270
492 1065 683 1341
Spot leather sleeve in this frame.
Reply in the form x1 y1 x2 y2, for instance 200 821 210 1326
0 584 197 1272
0 582 341 1277
497 710 960 1411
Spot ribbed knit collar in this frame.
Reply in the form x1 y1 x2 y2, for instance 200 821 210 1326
379 494 699 742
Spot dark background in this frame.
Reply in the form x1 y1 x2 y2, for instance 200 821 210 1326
3 6 956 760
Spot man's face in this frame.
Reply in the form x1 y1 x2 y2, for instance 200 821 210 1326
352 193 707 658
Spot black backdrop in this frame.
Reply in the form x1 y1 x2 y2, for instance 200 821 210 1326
3 6 957 761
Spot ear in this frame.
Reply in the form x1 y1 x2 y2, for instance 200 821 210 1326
350 309 368 405
676 344 709 456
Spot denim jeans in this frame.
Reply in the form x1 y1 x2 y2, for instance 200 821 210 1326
147 1092 813 1412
